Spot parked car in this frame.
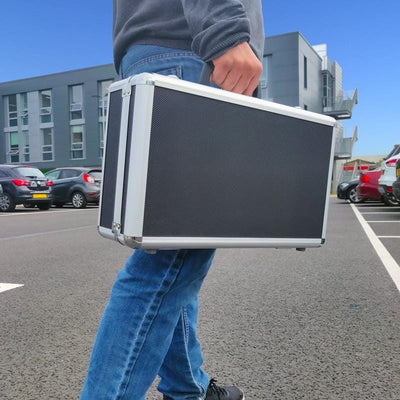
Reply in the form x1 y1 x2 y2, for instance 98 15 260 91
45 167 102 208
392 158 400 202
378 155 400 206
357 169 382 202
0 165 53 212
337 178 363 203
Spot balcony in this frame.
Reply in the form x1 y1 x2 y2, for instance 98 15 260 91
323 88 358 120
335 126 358 159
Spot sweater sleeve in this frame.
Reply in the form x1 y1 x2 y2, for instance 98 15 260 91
180 0 251 62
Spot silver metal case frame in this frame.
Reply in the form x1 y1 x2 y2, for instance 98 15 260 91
99 73 336 250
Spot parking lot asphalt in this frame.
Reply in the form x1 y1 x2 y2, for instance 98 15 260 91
0 200 399 400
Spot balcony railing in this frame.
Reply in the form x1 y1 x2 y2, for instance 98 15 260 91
334 126 358 159
323 88 358 120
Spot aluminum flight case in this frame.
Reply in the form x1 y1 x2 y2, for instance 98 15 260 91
98 72 337 250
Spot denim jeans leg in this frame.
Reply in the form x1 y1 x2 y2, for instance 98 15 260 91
80 249 215 400
157 301 209 399
80 45 216 400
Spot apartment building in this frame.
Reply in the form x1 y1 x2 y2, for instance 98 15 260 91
0 64 118 168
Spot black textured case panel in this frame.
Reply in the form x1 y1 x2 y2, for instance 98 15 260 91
143 87 332 238
99 90 123 230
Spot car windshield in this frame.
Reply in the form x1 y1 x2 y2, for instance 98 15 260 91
89 171 102 180
385 144 400 160
15 167 45 179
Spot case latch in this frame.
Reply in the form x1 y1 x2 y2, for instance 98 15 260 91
122 87 131 97
112 222 121 240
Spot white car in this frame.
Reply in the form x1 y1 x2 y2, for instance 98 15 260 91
378 154 400 205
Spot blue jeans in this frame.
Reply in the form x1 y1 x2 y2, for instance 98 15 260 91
80 45 216 400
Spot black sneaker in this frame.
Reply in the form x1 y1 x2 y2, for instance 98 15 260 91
163 378 245 400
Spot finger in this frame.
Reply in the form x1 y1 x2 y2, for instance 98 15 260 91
219 69 242 92
243 74 260 96
231 74 253 95
210 64 230 87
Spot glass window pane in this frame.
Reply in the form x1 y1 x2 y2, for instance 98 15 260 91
72 150 83 159
8 95 17 112
42 128 52 145
99 80 113 97
21 93 28 109
43 152 53 161
71 110 82 120
71 85 83 103
11 154 19 163
72 131 83 143
41 115 51 123
41 90 51 107
23 131 29 146
10 132 18 146
9 119 18 127
71 125 83 133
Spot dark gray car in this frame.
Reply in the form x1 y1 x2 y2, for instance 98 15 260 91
0 165 53 212
45 167 102 208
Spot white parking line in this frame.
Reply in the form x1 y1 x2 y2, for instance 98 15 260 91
0 225 96 241
360 212 400 215
0 283 24 293
351 204 400 293
378 236 400 239
0 208 97 217
367 221 400 223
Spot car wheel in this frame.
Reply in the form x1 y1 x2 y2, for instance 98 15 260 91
38 202 51 211
383 193 399 206
0 192 16 212
71 191 87 208
348 186 363 203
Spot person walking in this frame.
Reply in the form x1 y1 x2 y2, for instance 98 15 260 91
80 1 264 399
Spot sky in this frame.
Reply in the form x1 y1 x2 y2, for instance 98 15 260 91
0 0 399 156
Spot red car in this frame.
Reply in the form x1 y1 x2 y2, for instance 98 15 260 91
357 170 382 201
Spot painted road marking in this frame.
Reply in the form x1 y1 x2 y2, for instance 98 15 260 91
378 236 400 239
367 221 400 223
0 225 96 241
0 283 24 293
351 204 400 293
0 208 97 217
360 212 400 215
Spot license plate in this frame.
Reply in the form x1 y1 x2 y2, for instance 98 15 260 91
33 193 47 199
397 168 400 178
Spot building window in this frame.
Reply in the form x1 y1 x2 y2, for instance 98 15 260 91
69 84 83 120
8 131 19 163
97 80 113 158
23 130 30 162
99 122 104 158
40 89 52 123
71 125 85 159
304 56 308 89
322 71 333 108
98 80 113 117
304 104 308 110
260 55 271 100
20 93 28 126
42 128 54 161
8 94 18 127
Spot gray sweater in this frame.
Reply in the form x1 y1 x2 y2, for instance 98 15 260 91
113 0 265 72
